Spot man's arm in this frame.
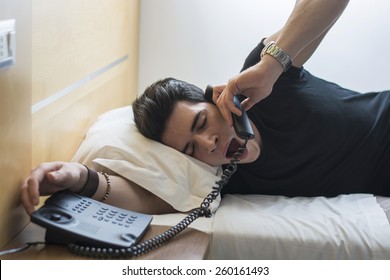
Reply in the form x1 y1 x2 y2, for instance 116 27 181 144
214 0 350 125
93 174 177 215
268 0 349 68
20 162 176 215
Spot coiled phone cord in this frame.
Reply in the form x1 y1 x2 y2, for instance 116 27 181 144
67 141 248 258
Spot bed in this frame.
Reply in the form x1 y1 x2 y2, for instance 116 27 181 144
72 106 390 260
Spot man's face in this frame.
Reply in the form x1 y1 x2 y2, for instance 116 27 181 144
161 101 261 166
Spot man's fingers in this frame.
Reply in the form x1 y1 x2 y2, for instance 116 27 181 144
20 180 38 215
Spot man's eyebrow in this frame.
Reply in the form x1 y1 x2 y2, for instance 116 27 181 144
191 111 202 132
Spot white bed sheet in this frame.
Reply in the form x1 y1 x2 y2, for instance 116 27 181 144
153 194 390 259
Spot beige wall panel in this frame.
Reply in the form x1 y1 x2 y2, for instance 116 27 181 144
32 0 139 165
1 0 139 249
32 63 133 166
127 0 140 96
32 0 136 104
0 0 32 248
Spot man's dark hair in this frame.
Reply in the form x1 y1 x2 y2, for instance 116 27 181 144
132 78 208 142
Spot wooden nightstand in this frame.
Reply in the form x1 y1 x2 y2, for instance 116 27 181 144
1 222 210 260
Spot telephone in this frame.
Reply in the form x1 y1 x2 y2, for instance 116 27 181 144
28 85 255 258
31 190 153 249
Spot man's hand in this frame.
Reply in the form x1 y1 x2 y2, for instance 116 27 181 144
20 162 87 215
212 57 282 126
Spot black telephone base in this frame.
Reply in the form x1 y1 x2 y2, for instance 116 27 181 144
31 190 153 249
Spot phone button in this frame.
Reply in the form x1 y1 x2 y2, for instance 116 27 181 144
49 213 62 221
120 233 136 242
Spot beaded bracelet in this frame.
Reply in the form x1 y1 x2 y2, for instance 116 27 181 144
79 165 99 197
100 171 111 201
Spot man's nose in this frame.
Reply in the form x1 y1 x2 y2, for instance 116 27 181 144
194 133 217 153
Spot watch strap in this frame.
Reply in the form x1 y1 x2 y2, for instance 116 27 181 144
261 41 292 72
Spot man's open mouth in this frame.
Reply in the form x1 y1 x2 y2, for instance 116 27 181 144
225 138 242 158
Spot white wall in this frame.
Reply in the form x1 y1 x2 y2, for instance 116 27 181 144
138 0 390 95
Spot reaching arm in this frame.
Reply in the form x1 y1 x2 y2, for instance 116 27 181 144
20 162 176 216
269 0 349 68
94 173 176 215
213 0 349 126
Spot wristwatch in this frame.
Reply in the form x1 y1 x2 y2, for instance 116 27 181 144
261 41 292 72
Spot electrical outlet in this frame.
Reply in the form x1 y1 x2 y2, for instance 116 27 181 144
0 33 10 60
0 19 16 69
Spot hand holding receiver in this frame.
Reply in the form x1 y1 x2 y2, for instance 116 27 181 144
212 59 282 126
205 85 254 140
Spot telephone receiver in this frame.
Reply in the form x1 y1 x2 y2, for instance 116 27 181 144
205 85 254 140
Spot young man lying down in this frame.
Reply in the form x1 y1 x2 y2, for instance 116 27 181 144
21 0 390 216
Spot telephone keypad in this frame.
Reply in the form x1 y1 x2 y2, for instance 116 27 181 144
91 207 139 228
71 199 92 213
45 192 142 229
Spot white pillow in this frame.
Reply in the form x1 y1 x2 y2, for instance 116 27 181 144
72 106 222 212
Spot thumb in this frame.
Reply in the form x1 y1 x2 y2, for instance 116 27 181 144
241 97 257 111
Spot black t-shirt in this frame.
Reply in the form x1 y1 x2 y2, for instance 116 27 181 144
222 40 390 197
